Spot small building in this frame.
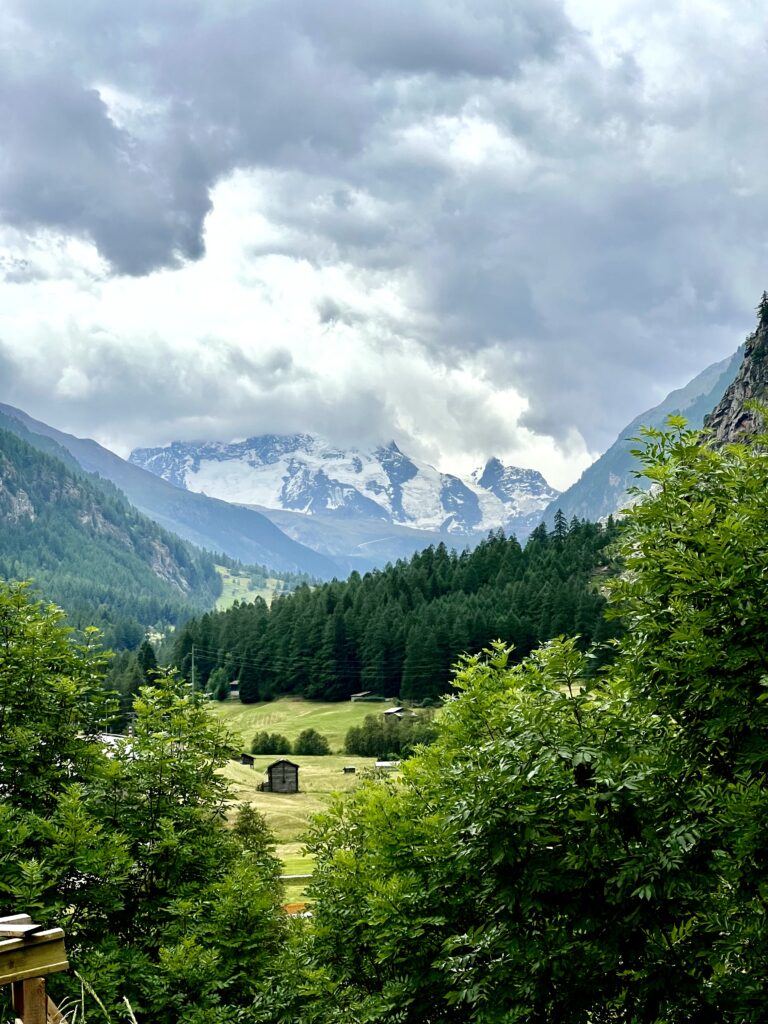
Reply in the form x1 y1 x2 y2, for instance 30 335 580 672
240 753 254 767
350 690 372 702
375 760 401 771
229 680 240 700
343 766 356 774
263 759 300 794
383 706 405 718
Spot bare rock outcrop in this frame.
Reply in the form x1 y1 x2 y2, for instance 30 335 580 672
705 293 768 444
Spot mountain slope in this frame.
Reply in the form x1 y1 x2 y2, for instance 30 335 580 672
0 404 341 579
130 434 559 538
540 347 743 524
705 296 768 444
0 418 221 645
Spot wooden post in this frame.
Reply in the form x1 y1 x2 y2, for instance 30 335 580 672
12 977 46 1024
0 916 68 1024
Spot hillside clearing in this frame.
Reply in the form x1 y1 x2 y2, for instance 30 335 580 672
211 695 397 752
214 565 285 610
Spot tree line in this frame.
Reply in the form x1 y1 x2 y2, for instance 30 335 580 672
174 514 621 704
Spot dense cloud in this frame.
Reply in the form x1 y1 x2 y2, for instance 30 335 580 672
0 0 766 481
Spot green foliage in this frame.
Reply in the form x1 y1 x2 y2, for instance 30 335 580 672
136 638 158 682
207 665 231 701
176 522 620 703
0 582 110 813
344 710 438 759
251 731 294 755
0 583 286 1024
286 421 768 1022
294 728 331 756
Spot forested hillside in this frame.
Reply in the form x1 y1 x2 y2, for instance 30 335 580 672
175 515 620 702
0 424 221 646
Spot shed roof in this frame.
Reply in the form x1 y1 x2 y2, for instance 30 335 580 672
266 759 300 770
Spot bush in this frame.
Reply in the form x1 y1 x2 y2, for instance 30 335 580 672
344 711 438 758
250 731 292 755
293 728 331 755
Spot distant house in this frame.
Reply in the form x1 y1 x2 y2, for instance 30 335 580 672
383 706 405 718
350 690 372 702
240 753 254 767
343 766 356 774
261 759 300 793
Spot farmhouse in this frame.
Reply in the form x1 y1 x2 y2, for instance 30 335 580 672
261 759 300 793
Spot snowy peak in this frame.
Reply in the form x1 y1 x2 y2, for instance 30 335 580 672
472 458 558 512
130 434 560 537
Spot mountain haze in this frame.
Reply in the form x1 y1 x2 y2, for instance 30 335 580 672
540 347 743 525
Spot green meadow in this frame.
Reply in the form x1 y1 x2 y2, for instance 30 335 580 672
213 698 394 890
221 752 377 842
214 565 284 610
210 694 391 752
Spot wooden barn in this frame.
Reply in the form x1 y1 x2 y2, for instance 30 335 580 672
240 753 254 767
262 759 300 793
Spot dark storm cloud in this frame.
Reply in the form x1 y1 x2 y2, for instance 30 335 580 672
2 0 767 457
0 68 212 273
2 0 573 275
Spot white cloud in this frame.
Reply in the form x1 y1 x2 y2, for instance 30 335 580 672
0 0 765 491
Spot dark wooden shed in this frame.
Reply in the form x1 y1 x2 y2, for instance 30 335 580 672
265 759 299 794
240 753 254 767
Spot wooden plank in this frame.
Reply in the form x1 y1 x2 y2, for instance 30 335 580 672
0 936 68 985
22 978 47 1024
46 996 65 1024
0 924 42 938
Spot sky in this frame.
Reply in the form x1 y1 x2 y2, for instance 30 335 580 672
0 0 765 490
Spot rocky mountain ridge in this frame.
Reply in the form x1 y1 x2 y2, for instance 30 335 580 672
704 294 768 444
129 434 559 538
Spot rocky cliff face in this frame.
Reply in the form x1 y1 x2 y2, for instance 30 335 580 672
705 295 768 444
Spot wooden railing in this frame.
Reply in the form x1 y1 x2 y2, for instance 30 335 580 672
0 915 68 1024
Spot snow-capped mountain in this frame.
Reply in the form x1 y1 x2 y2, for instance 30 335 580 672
129 434 559 538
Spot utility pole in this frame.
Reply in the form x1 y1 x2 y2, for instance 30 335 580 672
191 643 196 690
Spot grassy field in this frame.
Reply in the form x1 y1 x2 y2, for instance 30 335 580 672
211 695 391 753
215 566 283 610
214 696 398 896
221 753 376 842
